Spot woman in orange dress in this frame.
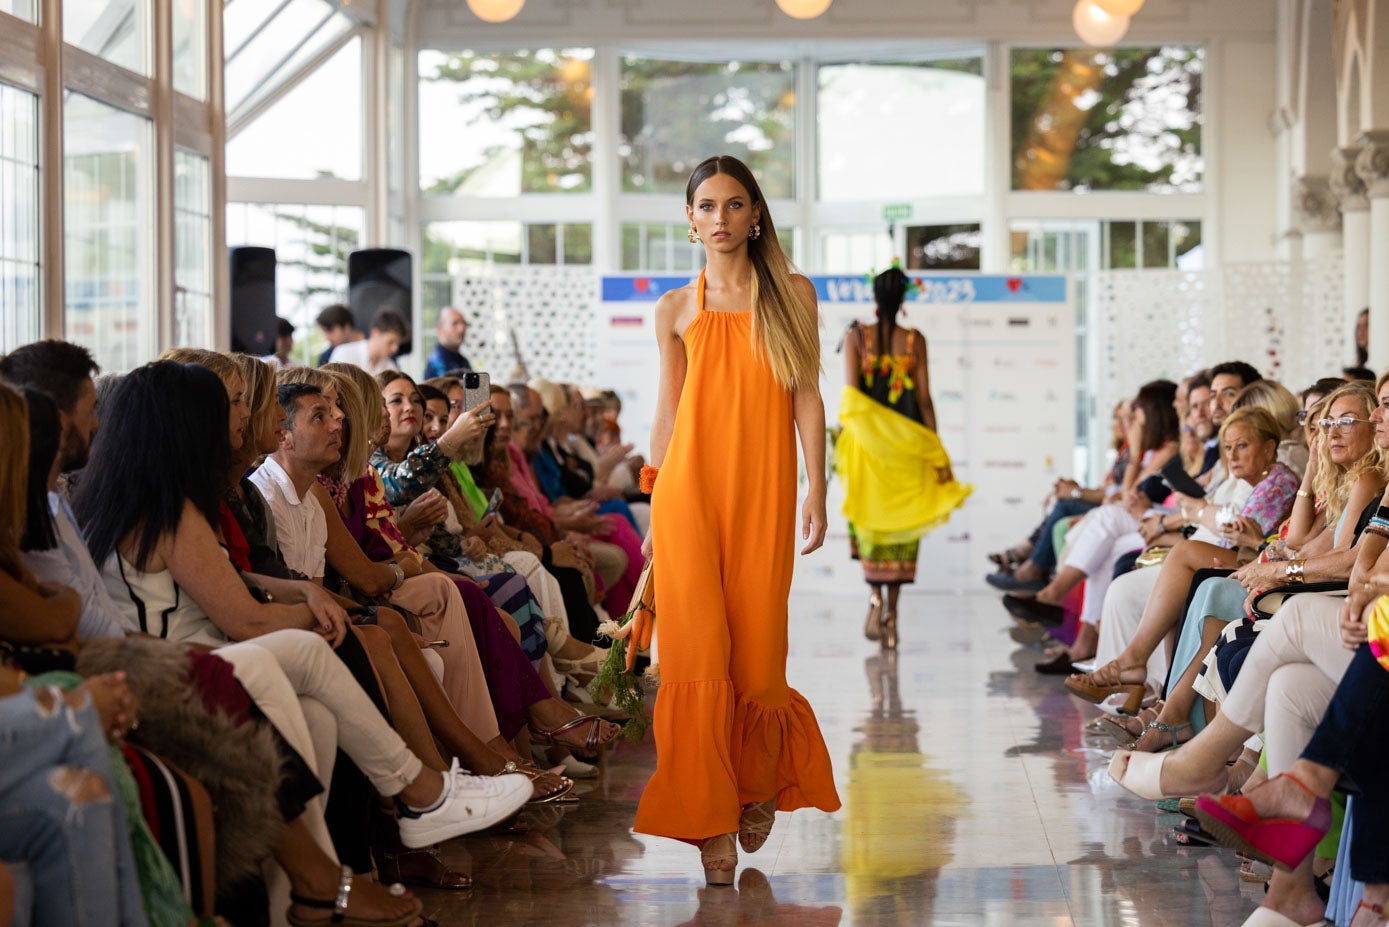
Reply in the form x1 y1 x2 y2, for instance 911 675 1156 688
633 155 842 885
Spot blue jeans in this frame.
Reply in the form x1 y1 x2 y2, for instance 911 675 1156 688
0 689 149 927
1301 644 1389 883
1027 498 1097 573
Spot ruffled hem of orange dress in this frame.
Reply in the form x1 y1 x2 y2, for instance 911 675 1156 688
634 679 841 843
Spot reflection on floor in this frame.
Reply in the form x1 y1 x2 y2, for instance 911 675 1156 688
416 590 1263 927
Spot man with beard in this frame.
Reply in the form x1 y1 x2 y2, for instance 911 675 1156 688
1 339 127 640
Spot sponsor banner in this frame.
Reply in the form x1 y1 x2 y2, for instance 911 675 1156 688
597 272 1074 592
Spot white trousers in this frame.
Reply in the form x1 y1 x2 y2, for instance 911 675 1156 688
1094 566 1169 689
1221 594 1354 774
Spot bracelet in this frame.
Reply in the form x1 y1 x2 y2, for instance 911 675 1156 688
1365 524 1389 541
1296 490 1313 500
639 465 659 494
388 560 405 591
1285 560 1306 584
1370 516 1389 533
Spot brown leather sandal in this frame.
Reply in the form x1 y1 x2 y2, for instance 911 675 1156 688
1064 661 1148 714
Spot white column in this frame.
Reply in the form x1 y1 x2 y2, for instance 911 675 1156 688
1355 132 1389 368
1292 175 1343 257
1333 145 1370 363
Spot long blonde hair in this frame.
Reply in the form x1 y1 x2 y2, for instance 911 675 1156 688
1312 381 1386 526
323 363 385 456
158 347 241 391
232 353 277 458
0 382 29 579
686 155 820 390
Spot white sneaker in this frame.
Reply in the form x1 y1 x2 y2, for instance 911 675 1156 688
397 757 531 848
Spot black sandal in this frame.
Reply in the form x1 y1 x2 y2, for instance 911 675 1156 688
286 865 423 927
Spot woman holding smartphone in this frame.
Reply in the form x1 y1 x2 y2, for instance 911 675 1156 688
634 155 841 885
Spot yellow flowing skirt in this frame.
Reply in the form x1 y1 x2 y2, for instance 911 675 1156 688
835 385 971 549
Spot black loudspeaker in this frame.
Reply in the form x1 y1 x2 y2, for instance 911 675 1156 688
229 246 277 355
349 248 413 356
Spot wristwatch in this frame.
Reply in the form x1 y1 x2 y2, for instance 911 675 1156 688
388 560 405 591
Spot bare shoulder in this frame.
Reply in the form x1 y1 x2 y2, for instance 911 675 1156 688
655 283 698 337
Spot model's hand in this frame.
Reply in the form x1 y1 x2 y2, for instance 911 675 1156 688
800 492 827 555
641 527 652 561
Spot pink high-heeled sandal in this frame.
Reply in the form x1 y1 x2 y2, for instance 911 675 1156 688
1192 773 1331 869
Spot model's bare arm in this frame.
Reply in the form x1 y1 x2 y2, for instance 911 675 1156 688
791 275 828 555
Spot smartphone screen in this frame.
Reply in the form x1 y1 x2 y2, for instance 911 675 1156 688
462 370 492 413
484 488 504 517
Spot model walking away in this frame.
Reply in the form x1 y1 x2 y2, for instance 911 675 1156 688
633 154 843 886
836 263 971 649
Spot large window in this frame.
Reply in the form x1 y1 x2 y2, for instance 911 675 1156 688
64 0 150 75
174 150 212 347
64 93 153 372
227 37 363 180
1 0 35 21
619 57 796 198
1011 46 1204 193
418 48 593 196
0 83 40 354
818 59 985 201
223 0 358 123
226 202 363 365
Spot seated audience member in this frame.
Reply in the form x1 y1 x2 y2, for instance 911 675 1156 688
987 397 1134 584
0 674 149 927
529 378 645 536
1108 379 1389 754
424 307 472 379
233 359 573 823
1231 378 1310 478
315 304 361 367
295 368 622 759
0 372 440 925
1065 406 1302 714
1006 380 1180 639
509 383 643 615
1201 360 1265 487
74 362 532 847
328 307 408 376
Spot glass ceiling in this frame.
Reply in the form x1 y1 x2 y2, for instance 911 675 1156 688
223 0 365 128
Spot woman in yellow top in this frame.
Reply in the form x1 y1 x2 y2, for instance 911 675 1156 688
634 155 842 886
837 266 971 649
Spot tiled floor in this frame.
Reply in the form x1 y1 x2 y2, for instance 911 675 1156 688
418 589 1263 926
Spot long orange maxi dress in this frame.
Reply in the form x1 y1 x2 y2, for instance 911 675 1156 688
634 270 842 842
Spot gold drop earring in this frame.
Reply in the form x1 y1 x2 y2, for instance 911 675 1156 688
749 224 762 241
688 226 700 243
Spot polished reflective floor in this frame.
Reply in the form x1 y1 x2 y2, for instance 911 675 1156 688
418 589 1262 926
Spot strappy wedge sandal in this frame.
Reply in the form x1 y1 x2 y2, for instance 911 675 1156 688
700 833 737 886
1064 661 1149 714
738 800 777 854
287 866 423 927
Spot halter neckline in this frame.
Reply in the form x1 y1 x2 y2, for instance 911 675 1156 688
696 269 751 315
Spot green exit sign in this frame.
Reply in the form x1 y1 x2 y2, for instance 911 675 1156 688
882 203 913 222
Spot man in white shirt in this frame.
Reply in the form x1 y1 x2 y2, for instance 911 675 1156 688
250 382 340 580
327 307 408 376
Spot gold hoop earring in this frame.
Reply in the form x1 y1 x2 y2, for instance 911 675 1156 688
687 226 700 243
749 224 762 241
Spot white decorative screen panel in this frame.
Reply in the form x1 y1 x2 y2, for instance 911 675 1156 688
1094 257 1346 416
451 266 598 384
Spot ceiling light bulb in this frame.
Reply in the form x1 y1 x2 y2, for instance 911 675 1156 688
775 0 832 20
1093 0 1144 15
466 0 525 24
1072 0 1130 46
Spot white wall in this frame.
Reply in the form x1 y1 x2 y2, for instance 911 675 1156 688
1213 39 1282 263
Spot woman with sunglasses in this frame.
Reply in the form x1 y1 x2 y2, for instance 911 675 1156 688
1066 404 1304 713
